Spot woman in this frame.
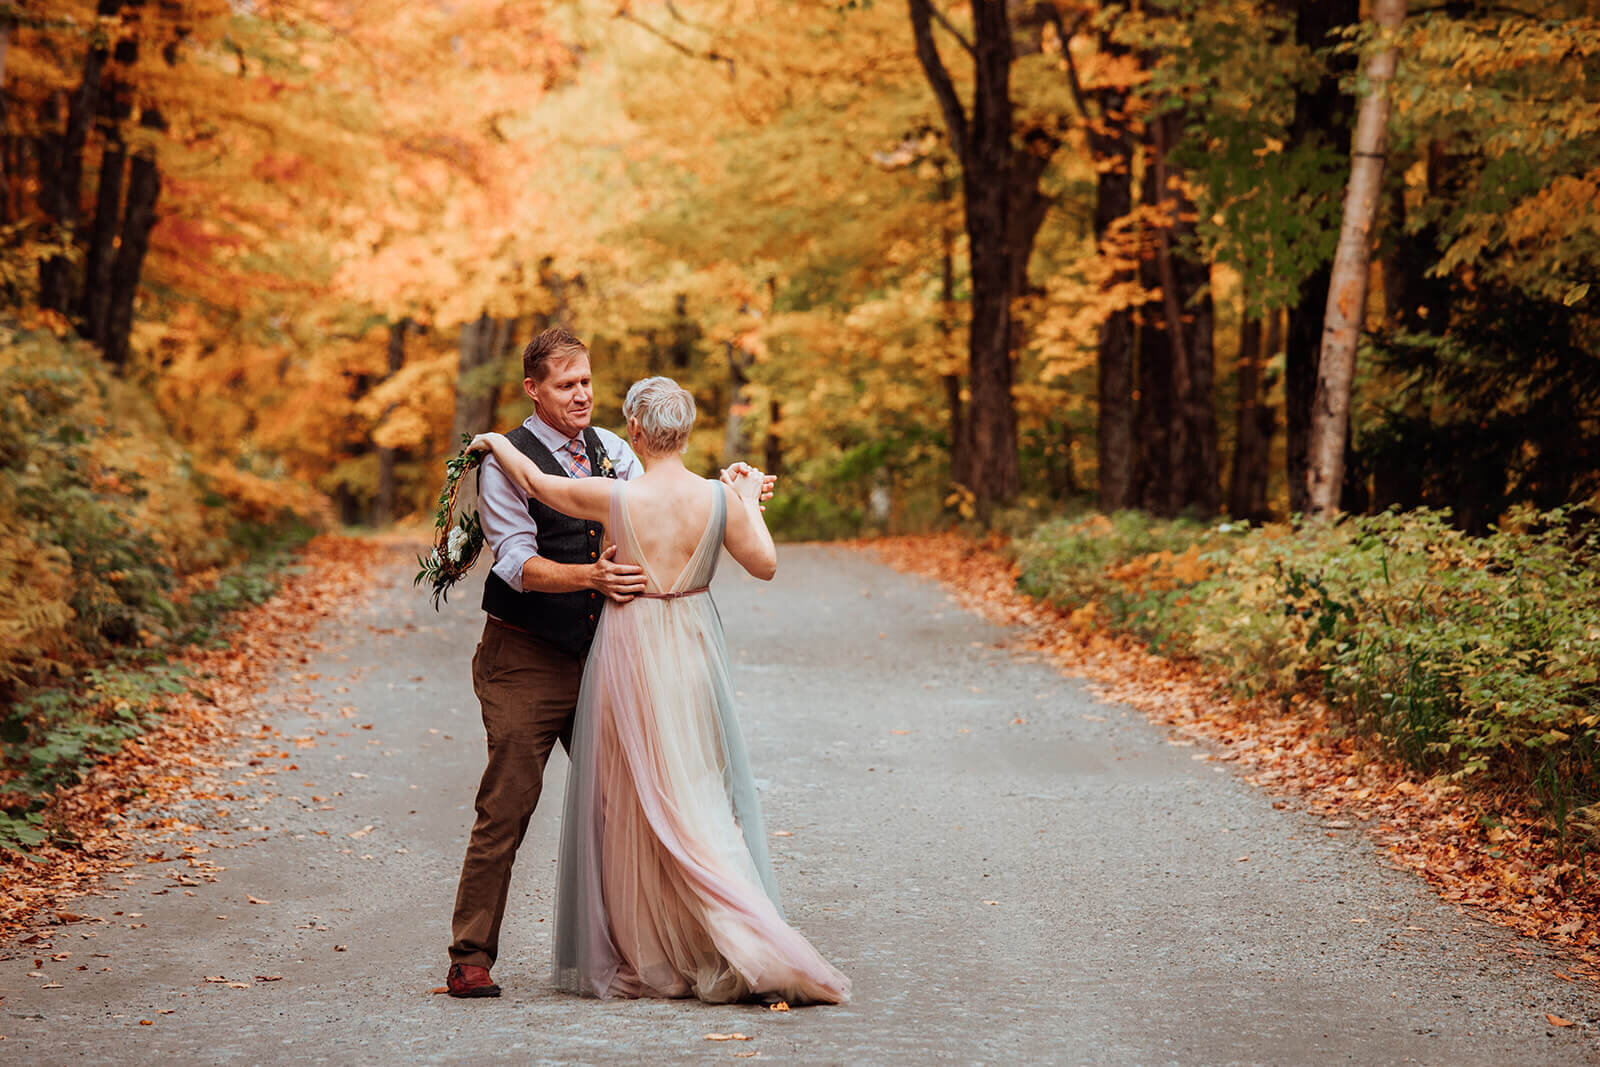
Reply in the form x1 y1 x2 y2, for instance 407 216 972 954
468 376 850 1006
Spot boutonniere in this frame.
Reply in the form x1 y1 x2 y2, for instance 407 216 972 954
598 451 619 479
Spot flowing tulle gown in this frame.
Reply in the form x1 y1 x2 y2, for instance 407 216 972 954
552 480 850 1005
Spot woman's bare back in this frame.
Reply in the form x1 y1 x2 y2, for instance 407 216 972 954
618 471 718 591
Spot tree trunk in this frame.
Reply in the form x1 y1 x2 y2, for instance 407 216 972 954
909 0 1027 509
38 2 119 312
451 314 501 442
79 29 140 344
1229 315 1263 518
80 137 125 344
1087 43 1137 514
451 314 505 518
0 19 12 218
1138 112 1220 517
936 158 970 489
723 339 753 464
1306 0 1406 517
102 100 162 371
374 319 409 527
764 400 783 477
1283 0 1359 514
1156 113 1220 517
1135 161 1175 515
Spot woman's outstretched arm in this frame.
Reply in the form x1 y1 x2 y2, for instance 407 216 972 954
721 469 777 581
467 433 612 524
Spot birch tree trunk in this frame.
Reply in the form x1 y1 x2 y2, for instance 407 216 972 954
1306 0 1406 517
1282 0 1358 514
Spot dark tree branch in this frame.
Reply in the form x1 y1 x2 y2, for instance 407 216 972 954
928 3 976 58
909 0 969 156
1036 4 1094 122
614 7 736 79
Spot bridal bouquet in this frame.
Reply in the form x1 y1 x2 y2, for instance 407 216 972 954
415 436 485 609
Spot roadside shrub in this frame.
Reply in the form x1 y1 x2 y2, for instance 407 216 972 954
0 324 324 827
1015 507 1600 848
0 324 319 695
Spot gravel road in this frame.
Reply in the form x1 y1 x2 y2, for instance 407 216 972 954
2 543 1596 1065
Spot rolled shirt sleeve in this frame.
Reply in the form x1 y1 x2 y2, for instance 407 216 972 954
477 454 540 593
479 421 643 594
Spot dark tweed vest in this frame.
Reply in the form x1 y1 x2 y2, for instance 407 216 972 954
480 425 610 657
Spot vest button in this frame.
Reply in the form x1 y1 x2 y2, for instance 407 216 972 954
589 528 598 536
588 614 595 621
590 551 597 560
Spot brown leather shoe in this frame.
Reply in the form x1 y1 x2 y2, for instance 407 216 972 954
446 963 501 998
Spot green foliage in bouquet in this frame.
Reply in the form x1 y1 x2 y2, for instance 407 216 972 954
415 437 486 609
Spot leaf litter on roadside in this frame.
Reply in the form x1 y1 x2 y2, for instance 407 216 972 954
862 533 1600 985
0 537 384 940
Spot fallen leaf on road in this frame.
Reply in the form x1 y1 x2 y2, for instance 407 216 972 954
348 826 374 839
768 1000 790 1012
1011 717 1026 725
734 1053 759 1059
890 730 909 735
41 983 62 989
139 1020 152 1026
982 899 1000 905
255 975 283 982
334 945 347 952
772 831 792 837
246 895 271 905
429 986 449 995
227 982 249 989
704 1033 752 1041
1236 856 1250 863
1546 1014 1574 1027
157 1010 175 1015
204 975 228 982
349 773 368 779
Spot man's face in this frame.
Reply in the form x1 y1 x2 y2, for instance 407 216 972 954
525 352 593 439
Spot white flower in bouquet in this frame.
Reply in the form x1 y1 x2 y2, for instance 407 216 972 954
429 547 443 567
447 524 469 563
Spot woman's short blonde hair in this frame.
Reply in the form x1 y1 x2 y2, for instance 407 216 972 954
623 376 696 455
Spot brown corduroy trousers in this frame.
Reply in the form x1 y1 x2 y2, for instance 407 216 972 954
448 620 583 969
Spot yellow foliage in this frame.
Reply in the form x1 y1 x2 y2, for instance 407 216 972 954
1106 545 1214 596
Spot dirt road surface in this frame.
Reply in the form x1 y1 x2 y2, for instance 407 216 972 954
2 545 1595 1064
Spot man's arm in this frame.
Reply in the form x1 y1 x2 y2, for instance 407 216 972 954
479 449 644 602
522 545 642 601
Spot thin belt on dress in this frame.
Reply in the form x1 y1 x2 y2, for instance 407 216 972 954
635 586 710 600
485 588 710 638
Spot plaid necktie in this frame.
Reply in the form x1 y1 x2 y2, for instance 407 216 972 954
563 438 591 478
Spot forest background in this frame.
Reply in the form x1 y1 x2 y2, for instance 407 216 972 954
3 1 1600 878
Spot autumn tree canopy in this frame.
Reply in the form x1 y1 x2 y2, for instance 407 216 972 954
4 0 1598 537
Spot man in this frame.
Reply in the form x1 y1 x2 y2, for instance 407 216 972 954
445 326 769 997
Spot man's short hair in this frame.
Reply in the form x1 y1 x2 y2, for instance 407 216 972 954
522 326 588 383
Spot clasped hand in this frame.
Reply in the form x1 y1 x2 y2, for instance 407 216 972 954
719 461 777 508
